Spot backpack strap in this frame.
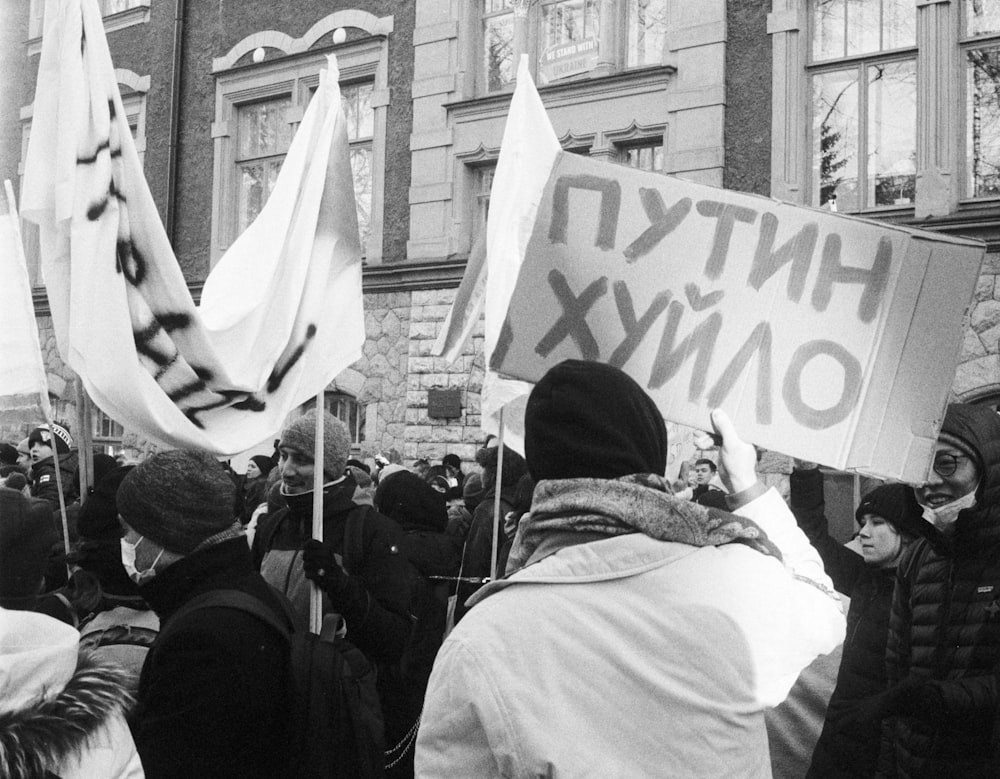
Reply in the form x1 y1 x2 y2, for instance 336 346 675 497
159 589 294 645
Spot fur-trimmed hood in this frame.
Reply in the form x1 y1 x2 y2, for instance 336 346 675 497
0 610 134 778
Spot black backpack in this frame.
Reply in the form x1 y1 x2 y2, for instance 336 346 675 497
163 587 386 779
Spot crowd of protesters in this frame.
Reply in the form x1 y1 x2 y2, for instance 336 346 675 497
2 361 1000 776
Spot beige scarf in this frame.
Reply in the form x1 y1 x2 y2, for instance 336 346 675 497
506 473 780 575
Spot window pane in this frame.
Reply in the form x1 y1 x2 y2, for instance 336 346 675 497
812 69 860 209
473 165 496 240
846 0 879 56
967 46 1000 198
351 145 373 248
813 0 847 61
237 159 282 233
237 98 291 159
883 0 916 50
483 10 515 91
103 0 142 14
539 0 600 83
812 0 914 61
627 0 668 68
623 143 664 172
868 60 916 206
966 0 1000 37
343 83 374 141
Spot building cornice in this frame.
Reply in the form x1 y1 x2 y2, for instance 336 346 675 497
31 258 469 316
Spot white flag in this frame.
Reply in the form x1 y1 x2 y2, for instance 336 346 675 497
21 0 364 455
480 57 560 453
0 181 51 418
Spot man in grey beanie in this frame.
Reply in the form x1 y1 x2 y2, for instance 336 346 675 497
252 409 413 665
121 449 293 778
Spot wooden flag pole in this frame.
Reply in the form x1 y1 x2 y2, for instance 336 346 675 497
309 396 325 635
489 407 506 583
42 411 73 566
74 377 95 494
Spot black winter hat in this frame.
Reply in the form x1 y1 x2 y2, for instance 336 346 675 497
524 359 668 481
28 423 73 455
117 450 237 554
856 483 926 539
374 470 448 532
0 443 18 466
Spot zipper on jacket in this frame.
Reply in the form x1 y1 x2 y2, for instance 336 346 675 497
933 558 956 678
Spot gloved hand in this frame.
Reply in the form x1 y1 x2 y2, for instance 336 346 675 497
301 539 348 594
827 678 932 737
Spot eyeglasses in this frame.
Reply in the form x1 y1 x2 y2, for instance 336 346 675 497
932 453 971 477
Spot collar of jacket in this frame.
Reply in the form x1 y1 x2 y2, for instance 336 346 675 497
283 473 357 520
468 532 702 609
138 537 257 621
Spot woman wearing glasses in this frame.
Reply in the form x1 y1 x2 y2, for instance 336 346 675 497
872 403 1000 777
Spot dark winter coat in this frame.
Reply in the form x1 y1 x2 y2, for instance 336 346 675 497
884 404 1000 778
373 470 460 778
131 537 293 779
790 468 898 778
453 484 517 625
0 486 58 609
29 450 78 509
252 474 413 663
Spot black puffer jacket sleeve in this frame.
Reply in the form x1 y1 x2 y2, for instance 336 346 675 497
790 467 865 596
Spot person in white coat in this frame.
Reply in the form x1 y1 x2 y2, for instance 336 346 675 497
0 606 144 778
415 359 845 779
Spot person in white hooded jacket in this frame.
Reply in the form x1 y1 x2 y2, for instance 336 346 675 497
0 606 144 778
415 359 845 779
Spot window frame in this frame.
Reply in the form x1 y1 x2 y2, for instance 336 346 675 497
210 19 391 265
18 70 149 288
959 7 1000 203
476 0 669 95
804 0 918 213
771 0 1000 218
27 0 151 51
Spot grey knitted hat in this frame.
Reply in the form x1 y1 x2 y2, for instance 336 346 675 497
279 409 351 482
117 449 237 554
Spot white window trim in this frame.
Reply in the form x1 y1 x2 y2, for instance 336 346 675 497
27 0 151 55
469 0 667 96
210 11 392 265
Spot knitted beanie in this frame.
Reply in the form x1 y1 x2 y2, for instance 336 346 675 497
279 410 350 482
27 423 73 455
524 359 668 481
856 483 926 540
117 450 237 554
249 455 273 479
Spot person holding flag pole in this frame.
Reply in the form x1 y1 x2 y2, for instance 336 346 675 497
0 180 74 575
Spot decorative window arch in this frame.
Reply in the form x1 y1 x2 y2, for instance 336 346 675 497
210 11 393 264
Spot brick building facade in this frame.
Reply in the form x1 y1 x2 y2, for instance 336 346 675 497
3 1 1000 536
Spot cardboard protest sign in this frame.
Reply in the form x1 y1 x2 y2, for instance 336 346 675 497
489 151 986 483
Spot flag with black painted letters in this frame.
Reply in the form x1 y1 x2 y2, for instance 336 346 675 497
21 0 364 454
0 181 51 418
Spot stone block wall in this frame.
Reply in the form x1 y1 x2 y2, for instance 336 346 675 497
954 252 1000 400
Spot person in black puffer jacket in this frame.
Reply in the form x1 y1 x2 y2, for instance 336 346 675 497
789 464 927 778
374 470 462 778
868 402 1000 778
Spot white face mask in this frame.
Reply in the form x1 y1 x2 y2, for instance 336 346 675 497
920 487 979 532
120 536 164 584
